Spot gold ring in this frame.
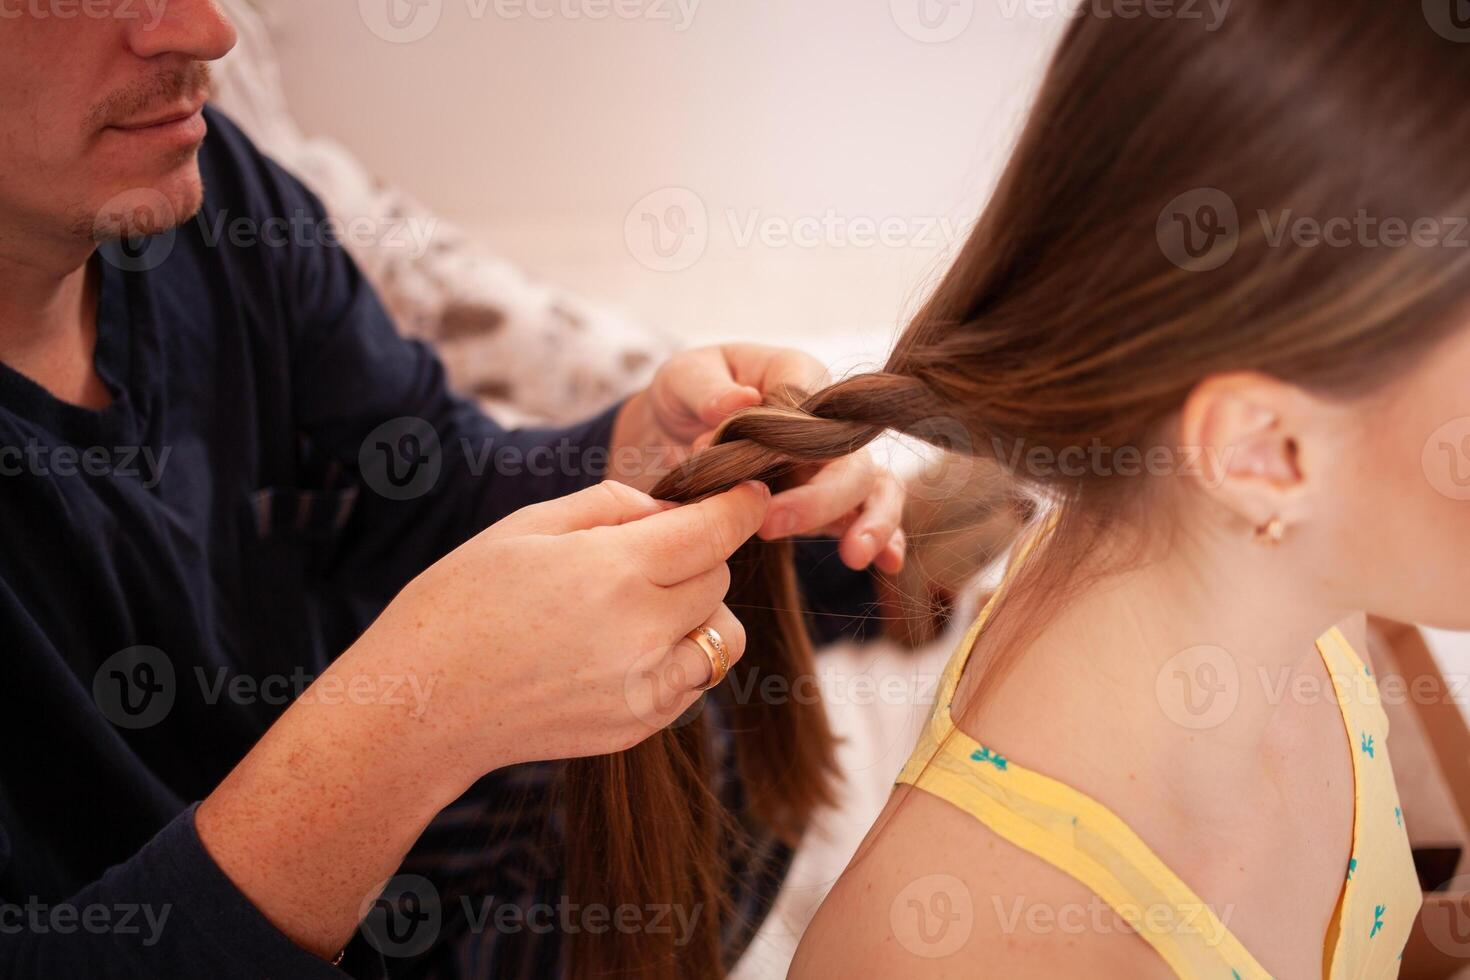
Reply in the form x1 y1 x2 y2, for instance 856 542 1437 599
688 626 730 691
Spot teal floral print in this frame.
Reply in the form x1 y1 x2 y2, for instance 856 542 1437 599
970 747 1008 772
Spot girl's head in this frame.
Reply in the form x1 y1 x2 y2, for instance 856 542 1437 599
672 0 1470 631
571 3 1470 976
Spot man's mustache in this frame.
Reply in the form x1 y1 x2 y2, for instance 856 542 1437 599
87 63 213 130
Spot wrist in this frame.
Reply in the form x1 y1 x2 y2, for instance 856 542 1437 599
329 624 506 802
609 389 661 491
610 389 648 454
196 652 465 958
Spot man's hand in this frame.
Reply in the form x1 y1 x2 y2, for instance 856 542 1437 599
197 481 769 959
611 343 906 574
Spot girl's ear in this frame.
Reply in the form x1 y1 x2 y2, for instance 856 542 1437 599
1177 372 1319 534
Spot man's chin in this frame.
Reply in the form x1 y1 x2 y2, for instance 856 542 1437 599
80 161 205 243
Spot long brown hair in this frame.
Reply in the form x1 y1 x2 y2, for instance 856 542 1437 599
566 2 1470 976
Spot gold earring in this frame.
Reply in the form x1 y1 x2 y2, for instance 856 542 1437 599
1253 516 1285 544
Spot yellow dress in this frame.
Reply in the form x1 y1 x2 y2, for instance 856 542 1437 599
897 551 1422 978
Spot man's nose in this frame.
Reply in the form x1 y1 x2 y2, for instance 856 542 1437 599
126 0 238 63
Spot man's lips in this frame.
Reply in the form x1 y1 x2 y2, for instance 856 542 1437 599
110 100 206 131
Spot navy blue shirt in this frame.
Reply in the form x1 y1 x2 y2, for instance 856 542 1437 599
0 109 875 978
0 106 625 979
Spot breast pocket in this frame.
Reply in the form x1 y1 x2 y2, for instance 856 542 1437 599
234 477 361 681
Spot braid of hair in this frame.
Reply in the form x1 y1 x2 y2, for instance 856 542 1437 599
566 369 951 980
654 371 950 503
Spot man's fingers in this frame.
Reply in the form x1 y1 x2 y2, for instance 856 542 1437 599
485 481 669 539
760 454 877 540
625 605 747 732
693 343 830 409
838 472 906 569
617 481 771 586
647 344 833 450
659 604 747 694
746 345 831 398
874 527 907 575
663 563 734 631
656 348 762 433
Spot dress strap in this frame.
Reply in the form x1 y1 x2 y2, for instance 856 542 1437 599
931 509 1057 732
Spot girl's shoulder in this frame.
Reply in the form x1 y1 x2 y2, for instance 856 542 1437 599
789 786 1174 980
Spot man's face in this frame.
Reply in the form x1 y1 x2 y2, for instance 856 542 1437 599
0 0 237 249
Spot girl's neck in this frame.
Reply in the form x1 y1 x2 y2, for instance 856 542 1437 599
956 514 1354 797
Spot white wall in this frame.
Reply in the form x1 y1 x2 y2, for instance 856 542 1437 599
259 0 1064 361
